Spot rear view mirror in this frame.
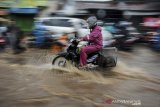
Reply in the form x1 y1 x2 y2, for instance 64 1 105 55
82 25 88 29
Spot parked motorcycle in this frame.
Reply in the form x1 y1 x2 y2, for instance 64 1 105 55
52 36 117 69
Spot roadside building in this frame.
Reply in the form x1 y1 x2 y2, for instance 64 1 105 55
0 0 49 32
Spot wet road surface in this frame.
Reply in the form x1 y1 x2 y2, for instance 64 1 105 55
0 45 159 107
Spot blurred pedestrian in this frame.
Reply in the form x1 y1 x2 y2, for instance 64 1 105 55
6 20 26 54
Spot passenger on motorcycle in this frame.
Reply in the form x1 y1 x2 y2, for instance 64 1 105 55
80 16 103 67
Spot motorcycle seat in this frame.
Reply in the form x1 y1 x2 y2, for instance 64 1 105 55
88 51 99 56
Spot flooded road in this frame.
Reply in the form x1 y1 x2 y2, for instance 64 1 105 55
0 45 159 107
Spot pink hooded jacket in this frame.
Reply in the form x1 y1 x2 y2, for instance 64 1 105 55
82 25 103 49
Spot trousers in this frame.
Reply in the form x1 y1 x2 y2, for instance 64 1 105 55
80 45 101 66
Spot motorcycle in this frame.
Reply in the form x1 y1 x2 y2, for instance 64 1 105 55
105 25 138 51
52 36 117 69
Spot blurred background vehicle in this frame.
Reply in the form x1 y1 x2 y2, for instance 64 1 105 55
103 21 139 51
149 34 160 51
0 35 6 50
33 17 89 36
0 18 10 50
138 17 160 43
31 17 89 48
148 28 160 51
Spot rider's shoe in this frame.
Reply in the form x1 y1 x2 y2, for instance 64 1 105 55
78 64 98 70
87 64 98 68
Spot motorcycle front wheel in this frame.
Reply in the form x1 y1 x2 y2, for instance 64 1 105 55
52 55 76 68
52 56 67 67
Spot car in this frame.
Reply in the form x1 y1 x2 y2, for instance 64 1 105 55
33 17 89 36
32 17 89 47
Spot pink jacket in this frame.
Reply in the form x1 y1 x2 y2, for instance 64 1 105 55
82 25 103 49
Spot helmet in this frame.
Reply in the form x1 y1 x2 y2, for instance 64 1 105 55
87 16 97 28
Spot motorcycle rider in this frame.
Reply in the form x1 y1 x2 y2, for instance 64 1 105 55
80 16 103 67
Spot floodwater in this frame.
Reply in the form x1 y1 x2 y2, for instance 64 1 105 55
0 45 159 107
